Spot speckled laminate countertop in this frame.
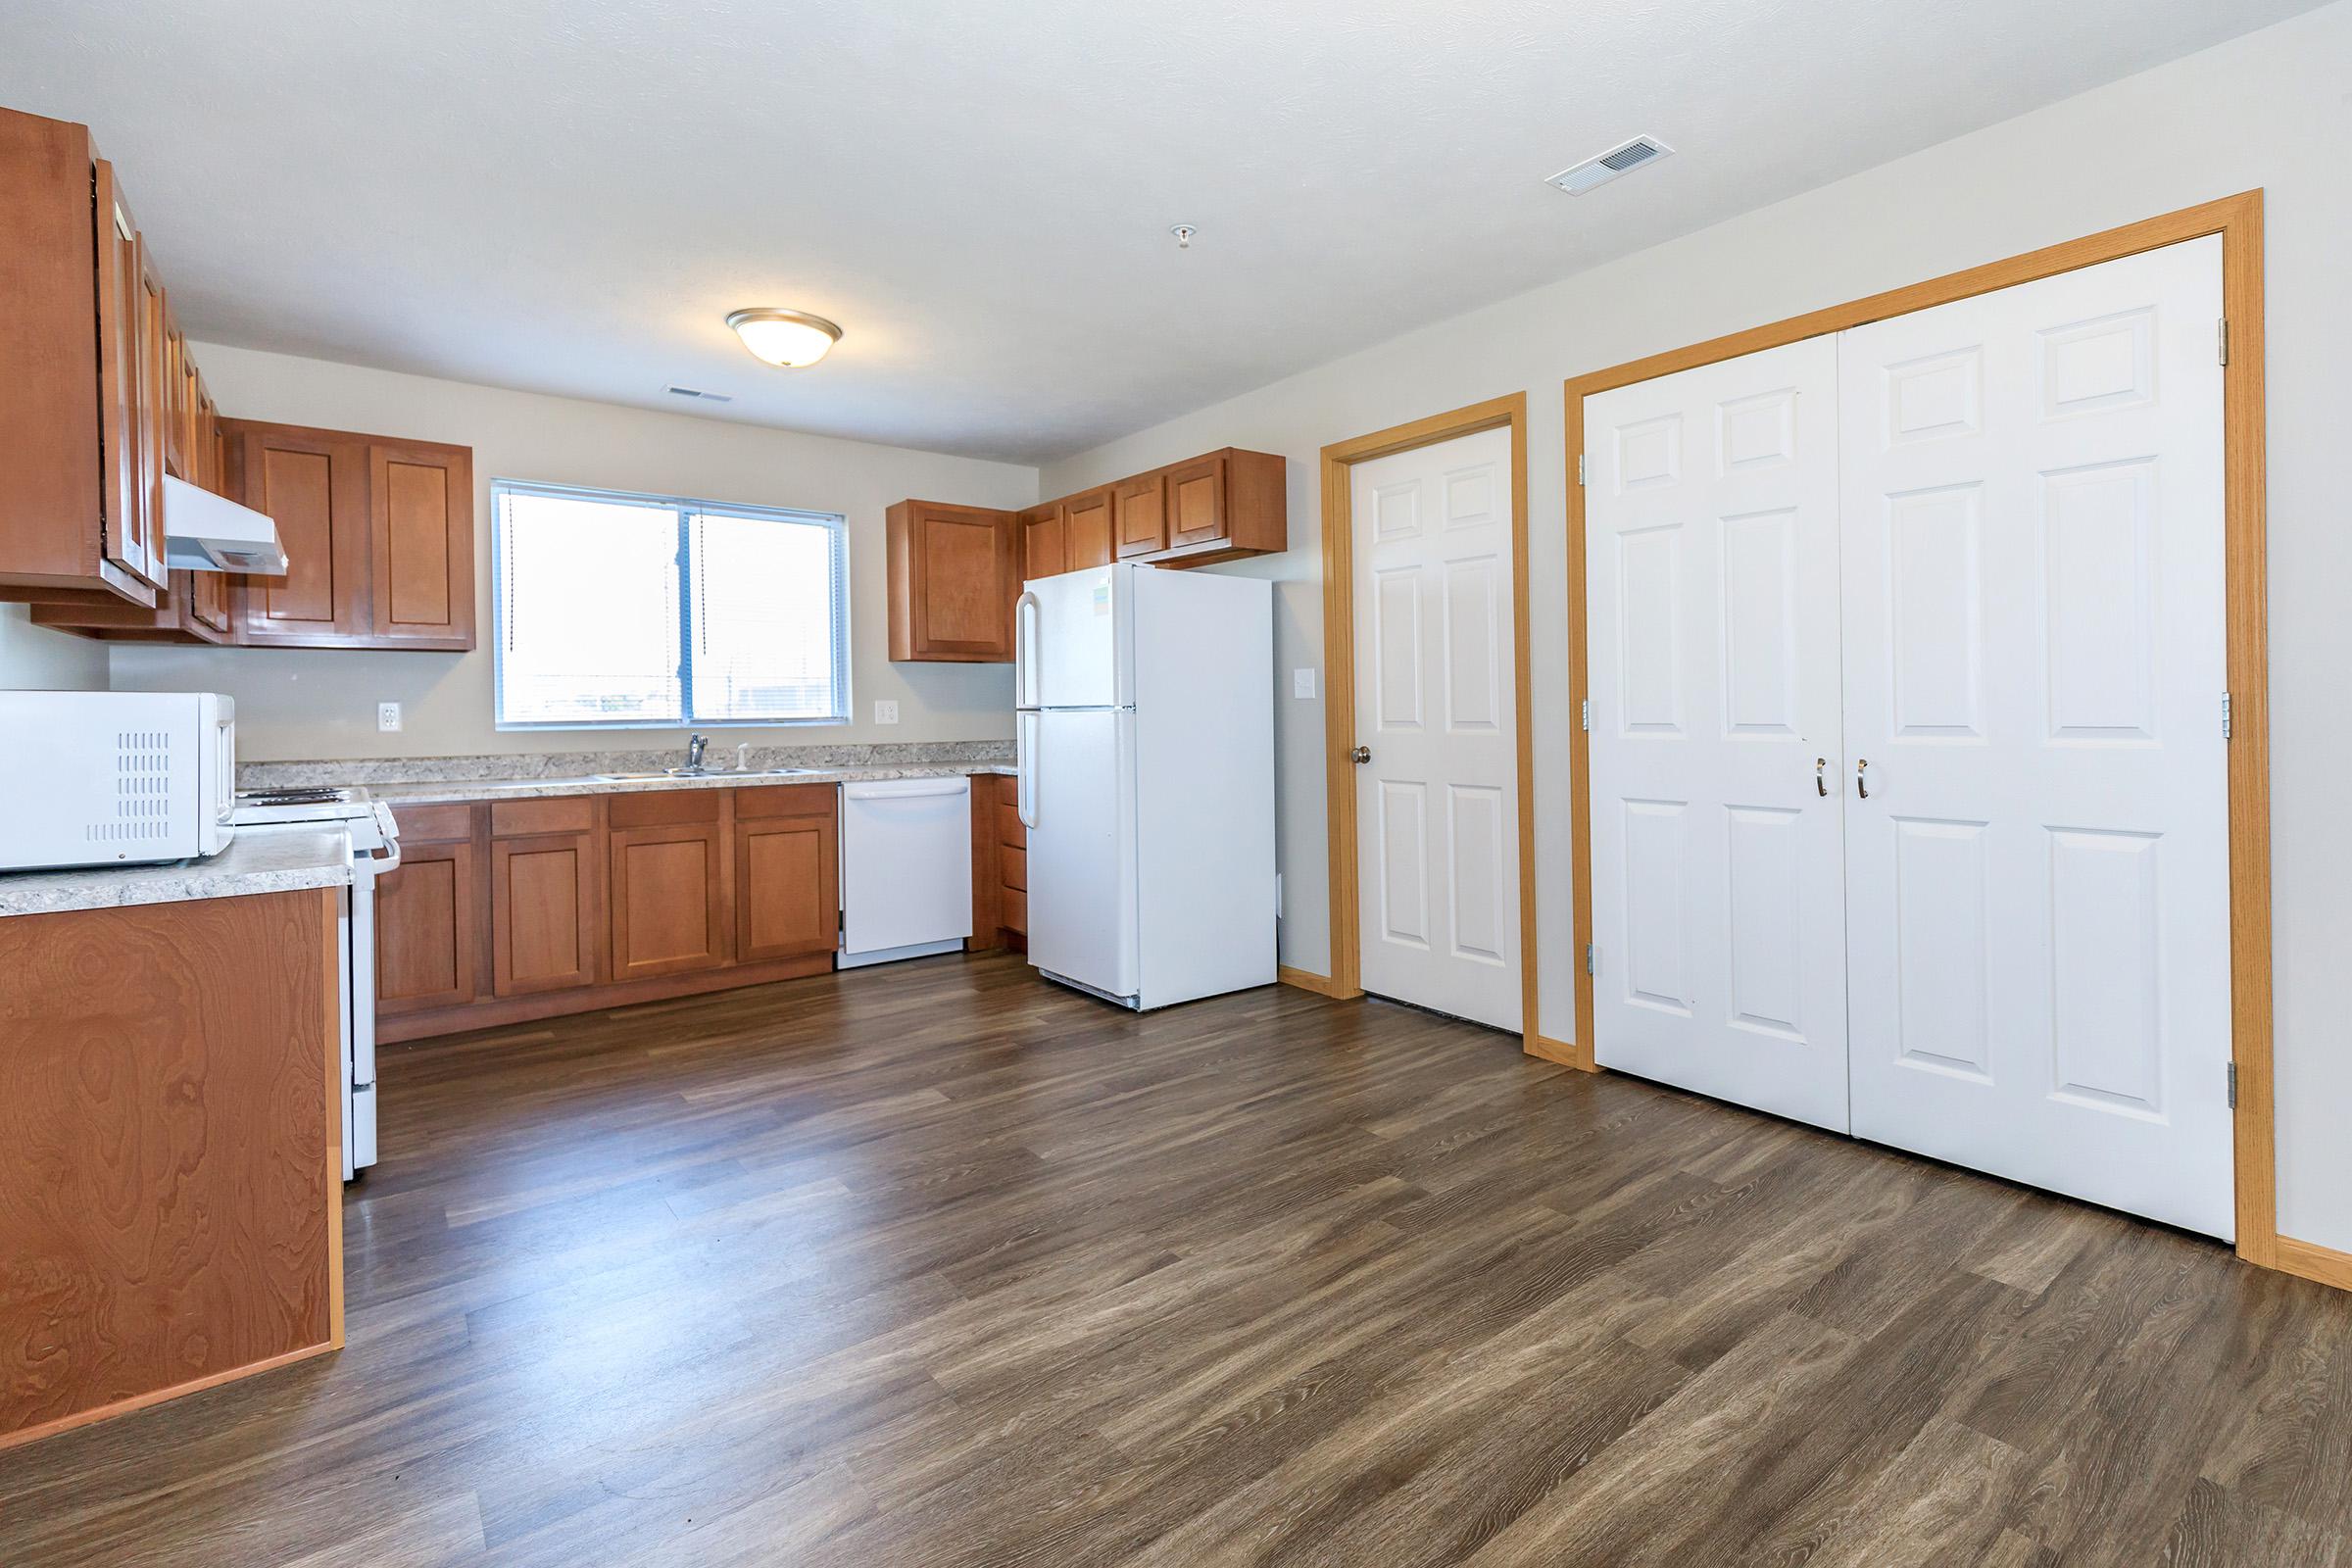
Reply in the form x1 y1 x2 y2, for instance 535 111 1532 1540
361 760 1016 808
0 825 355 919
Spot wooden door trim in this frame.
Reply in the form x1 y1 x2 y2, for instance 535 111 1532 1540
1561 190 2278 1269
1317 393 1549 1057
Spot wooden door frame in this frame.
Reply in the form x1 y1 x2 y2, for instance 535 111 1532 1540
1315 394 1560 1059
1563 191 2278 1267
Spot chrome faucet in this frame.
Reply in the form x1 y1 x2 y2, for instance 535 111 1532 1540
685 733 709 771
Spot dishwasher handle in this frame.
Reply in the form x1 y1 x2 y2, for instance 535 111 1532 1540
843 777 972 802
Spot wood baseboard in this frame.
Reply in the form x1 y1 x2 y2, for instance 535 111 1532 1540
1278 965 1346 998
2273 1236 2352 1293
379 952 836 1043
1523 1034 1594 1072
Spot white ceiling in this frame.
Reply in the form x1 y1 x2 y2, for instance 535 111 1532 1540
0 1 2315 465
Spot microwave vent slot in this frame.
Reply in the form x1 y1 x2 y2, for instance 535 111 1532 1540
87 729 174 843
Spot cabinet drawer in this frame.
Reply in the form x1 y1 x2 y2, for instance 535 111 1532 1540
734 783 838 820
392 802 475 844
1001 887 1027 935
608 789 723 828
1000 845 1026 892
997 802 1026 849
490 797 594 838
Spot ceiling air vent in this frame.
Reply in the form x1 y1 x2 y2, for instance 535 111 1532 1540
664 384 735 403
1546 135 1674 196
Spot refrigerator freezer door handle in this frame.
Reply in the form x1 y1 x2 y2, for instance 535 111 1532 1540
1014 591 1042 710
1017 711 1040 829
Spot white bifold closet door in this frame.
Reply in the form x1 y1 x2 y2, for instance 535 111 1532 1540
1584 337 1851 1132
1838 236 2231 1239
1584 235 2232 1239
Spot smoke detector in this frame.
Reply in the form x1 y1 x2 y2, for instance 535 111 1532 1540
1546 135 1674 196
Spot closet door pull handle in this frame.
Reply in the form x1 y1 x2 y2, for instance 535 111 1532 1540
1816 758 1828 798
1856 758 1871 800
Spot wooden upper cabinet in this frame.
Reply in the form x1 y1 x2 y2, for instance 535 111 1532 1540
886 500 1019 662
222 418 475 651
1166 455 1227 550
1064 488 1113 571
1113 472 1167 559
368 441 474 649
1019 500 1066 583
0 114 166 605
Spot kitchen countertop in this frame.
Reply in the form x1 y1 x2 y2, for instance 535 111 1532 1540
0 825 355 919
364 760 1016 808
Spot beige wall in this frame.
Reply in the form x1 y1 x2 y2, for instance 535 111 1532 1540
1041 3 2352 1250
108 344 1037 760
0 604 108 690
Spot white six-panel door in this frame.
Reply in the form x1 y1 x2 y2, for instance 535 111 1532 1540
1581 235 2232 1238
1838 237 2231 1238
1351 426 1521 1031
1584 338 1851 1130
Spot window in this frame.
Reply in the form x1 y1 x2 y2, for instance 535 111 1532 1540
493 479 849 729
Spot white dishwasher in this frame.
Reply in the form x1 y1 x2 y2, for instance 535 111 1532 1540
839 776 975 967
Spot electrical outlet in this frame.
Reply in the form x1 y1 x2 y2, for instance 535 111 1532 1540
874 700 900 725
1293 668 1317 700
376 702 403 733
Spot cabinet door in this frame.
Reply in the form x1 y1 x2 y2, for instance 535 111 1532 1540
491 832 599 996
890 501 1017 661
161 308 189 481
1165 455 1227 549
1113 473 1167 559
232 422 369 644
368 441 474 649
92 163 155 592
735 809 839 962
376 839 480 1015
1064 488 1113 570
610 823 726 980
1019 501 1066 582
134 245 170 577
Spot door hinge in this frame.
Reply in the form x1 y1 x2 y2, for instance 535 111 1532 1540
1585 943 1596 976
2228 1060 2238 1109
2222 690 2232 740
1577 454 1587 486
1581 698 1591 731
2218 318 2230 368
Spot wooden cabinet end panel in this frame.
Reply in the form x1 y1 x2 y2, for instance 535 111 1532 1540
0 889 337 1447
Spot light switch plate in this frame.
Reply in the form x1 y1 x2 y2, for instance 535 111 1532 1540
874 700 900 725
376 702 403 733
1293 668 1317 700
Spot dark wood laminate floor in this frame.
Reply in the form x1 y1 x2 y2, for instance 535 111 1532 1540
6 952 2351 1566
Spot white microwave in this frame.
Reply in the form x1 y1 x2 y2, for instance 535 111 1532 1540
0 691 236 871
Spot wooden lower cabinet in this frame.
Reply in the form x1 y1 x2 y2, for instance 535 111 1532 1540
375 836 479 1015
735 787 840 961
491 833 598 996
610 823 726 980
379 785 847 1040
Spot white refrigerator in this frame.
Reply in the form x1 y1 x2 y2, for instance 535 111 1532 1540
1014 563 1276 1009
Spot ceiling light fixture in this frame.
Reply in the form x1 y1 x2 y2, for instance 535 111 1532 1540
726 308 842 368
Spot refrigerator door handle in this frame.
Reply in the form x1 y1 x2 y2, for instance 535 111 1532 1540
1014 590 1042 711
1016 711 1040 829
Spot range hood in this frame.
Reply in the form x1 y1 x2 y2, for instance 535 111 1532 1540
162 473 287 575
